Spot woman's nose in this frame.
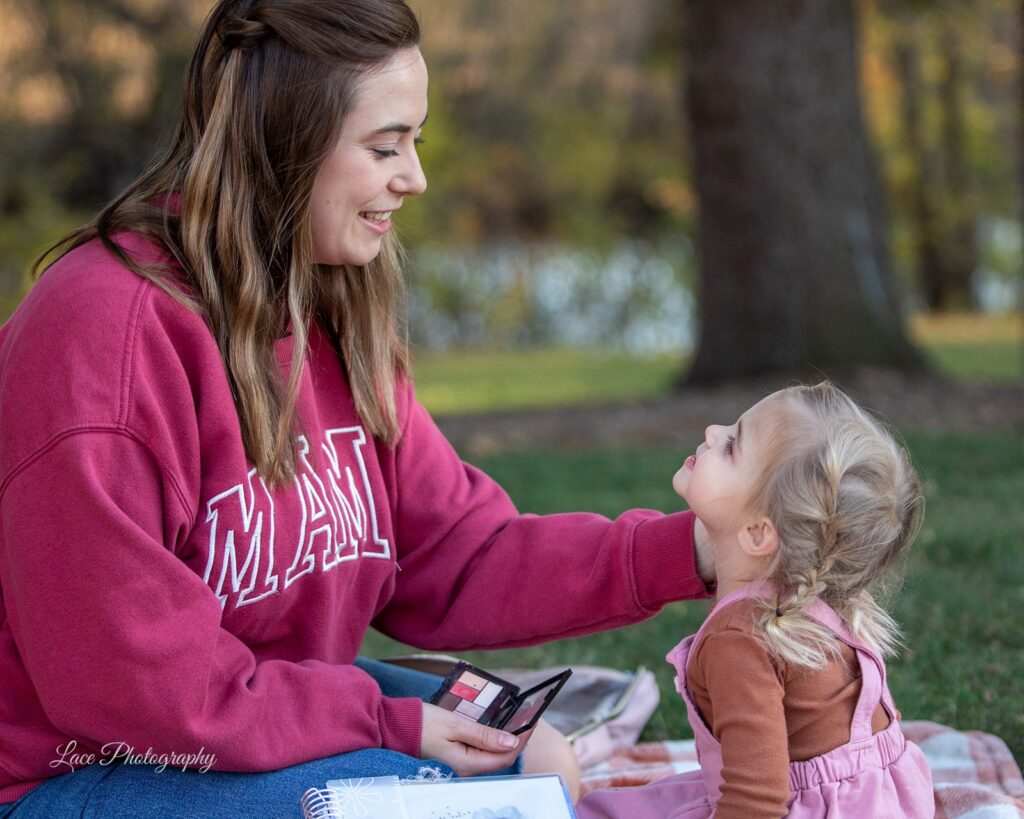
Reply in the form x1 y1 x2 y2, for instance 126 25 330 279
393 151 427 197
704 424 722 444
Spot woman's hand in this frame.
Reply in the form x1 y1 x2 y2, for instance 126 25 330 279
693 516 715 586
420 702 531 777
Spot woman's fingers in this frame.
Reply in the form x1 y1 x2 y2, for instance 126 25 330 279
420 702 525 776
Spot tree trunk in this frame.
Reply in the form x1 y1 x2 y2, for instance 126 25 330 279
682 0 924 384
894 33 947 313
935 19 979 310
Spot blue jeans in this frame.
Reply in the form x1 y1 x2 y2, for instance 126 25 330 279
1 659 520 818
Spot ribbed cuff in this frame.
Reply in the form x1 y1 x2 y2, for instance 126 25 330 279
378 696 424 758
632 510 714 610
0 779 41 805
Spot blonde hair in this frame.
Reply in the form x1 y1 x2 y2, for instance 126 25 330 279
746 382 924 669
34 0 420 485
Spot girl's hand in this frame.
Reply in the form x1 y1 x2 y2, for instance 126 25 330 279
420 701 531 777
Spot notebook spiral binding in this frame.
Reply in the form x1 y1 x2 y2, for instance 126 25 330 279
300 787 345 819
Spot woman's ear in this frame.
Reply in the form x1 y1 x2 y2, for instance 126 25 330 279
738 517 779 558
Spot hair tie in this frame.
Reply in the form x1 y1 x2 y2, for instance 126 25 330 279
219 17 270 50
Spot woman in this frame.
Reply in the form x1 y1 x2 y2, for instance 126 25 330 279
0 1 712 815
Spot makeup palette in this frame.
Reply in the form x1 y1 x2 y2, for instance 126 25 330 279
429 661 572 735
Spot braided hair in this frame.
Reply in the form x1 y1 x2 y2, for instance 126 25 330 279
747 382 924 669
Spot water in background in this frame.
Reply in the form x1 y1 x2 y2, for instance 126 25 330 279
408 238 697 354
408 224 1020 354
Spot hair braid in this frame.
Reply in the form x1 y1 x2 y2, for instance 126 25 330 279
750 382 924 669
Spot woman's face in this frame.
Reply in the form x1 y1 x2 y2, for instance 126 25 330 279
310 47 428 266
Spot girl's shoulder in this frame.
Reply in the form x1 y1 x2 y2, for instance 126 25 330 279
705 593 768 634
692 596 773 661
688 597 787 687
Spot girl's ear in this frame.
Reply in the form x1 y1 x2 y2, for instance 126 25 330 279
739 517 779 558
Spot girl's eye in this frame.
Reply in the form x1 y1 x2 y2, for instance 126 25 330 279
724 435 736 456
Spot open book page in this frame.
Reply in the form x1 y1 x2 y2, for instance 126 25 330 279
302 773 575 819
400 774 574 818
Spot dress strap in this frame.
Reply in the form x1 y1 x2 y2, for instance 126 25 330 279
801 600 896 742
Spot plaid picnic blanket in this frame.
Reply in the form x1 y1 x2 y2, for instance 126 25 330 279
579 721 1024 818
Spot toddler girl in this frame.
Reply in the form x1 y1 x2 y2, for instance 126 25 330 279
577 382 934 818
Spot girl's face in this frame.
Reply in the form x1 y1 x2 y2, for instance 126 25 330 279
672 393 789 537
309 47 429 266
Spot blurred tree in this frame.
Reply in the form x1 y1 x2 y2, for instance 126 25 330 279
888 2 978 311
408 0 693 247
893 24 947 310
935 14 980 309
868 0 1020 313
0 0 204 311
682 0 924 383
3 0 202 210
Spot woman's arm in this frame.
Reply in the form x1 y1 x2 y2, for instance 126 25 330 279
374 388 713 650
0 432 426 770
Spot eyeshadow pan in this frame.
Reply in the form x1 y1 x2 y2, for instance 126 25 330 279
450 681 479 700
455 700 485 719
460 671 487 690
474 681 503 708
437 692 460 710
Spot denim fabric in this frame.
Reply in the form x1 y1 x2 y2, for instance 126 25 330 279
2 748 441 818
1 658 521 818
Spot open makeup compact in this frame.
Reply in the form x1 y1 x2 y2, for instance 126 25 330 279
429 661 572 735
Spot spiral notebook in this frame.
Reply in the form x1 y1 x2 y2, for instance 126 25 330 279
300 772 576 818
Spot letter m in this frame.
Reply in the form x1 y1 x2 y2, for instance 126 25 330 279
203 469 279 609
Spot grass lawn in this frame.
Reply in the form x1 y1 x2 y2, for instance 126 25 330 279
411 348 683 416
360 430 1024 762
369 312 1023 760
411 311 1022 415
911 312 1023 382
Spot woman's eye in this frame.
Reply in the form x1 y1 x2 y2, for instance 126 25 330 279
724 436 735 456
371 148 399 159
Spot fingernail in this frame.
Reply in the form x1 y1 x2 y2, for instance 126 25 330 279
498 733 518 749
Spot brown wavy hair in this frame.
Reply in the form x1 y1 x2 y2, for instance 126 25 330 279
35 0 421 484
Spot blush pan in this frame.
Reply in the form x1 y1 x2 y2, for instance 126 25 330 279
450 681 479 700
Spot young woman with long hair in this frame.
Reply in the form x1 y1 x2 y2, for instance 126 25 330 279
0 1 712 815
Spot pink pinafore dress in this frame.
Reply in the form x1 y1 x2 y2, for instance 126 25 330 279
576 584 935 818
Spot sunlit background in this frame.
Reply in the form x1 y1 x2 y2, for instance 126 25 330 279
0 0 1020 385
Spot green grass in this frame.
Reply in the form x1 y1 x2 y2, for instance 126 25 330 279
411 348 684 416
360 431 1024 762
912 312 1023 381
410 312 1021 417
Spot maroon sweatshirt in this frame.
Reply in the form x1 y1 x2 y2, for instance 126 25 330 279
0 235 707 802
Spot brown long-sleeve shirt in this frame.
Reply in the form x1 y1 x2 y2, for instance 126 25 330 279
686 598 891 818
